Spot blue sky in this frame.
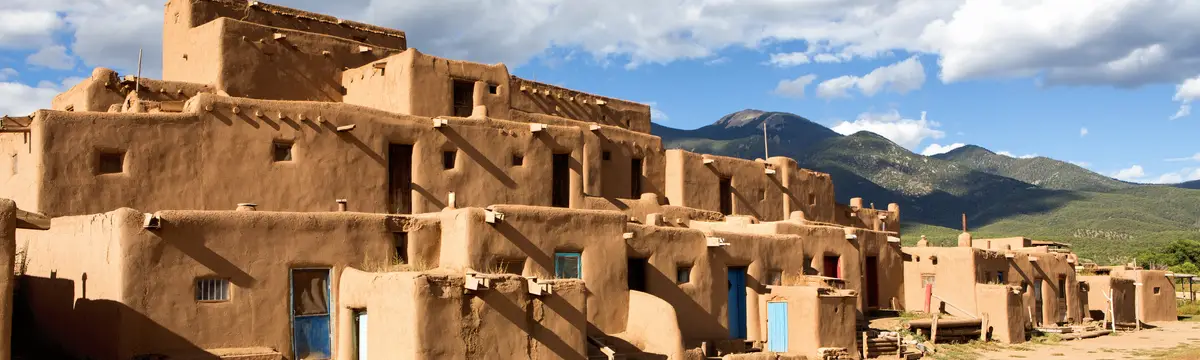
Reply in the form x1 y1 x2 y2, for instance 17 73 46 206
3 0 1200 183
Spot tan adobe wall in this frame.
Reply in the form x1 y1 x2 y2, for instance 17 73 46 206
165 0 403 101
18 208 439 359
12 95 595 217
343 49 512 120
619 290 686 359
666 150 833 223
769 157 837 224
1111 269 1178 322
0 199 13 360
1079 275 1136 324
974 284 1025 343
436 206 630 334
15 209 132 360
336 269 587 360
51 68 125 113
0 119 41 213
510 77 652 133
903 247 978 317
757 286 857 358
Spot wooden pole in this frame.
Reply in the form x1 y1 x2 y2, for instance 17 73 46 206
763 121 769 159
930 313 940 346
135 48 143 94
962 213 968 232
980 313 990 341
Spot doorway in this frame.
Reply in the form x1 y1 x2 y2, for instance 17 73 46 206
767 302 789 352
552 153 570 207
388 144 413 214
865 256 879 308
719 177 733 215
823 255 841 279
727 267 748 339
1057 275 1067 323
1033 279 1044 326
291 268 332 360
628 258 648 292
353 309 368 360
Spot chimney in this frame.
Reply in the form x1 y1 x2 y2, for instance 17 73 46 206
236 203 257 211
336 199 348 212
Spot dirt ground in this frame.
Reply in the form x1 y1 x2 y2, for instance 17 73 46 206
935 321 1200 360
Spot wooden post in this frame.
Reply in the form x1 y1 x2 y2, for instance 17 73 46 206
980 313 990 342
1190 277 1195 303
1104 290 1115 332
1135 282 1143 331
962 213 967 232
897 332 903 359
862 331 868 359
763 120 769 159
930 313 940 346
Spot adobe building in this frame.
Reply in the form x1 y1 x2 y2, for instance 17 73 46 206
1 1 905 359
1082 266 1178 325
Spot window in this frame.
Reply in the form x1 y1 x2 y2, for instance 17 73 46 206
823 256 841 278
766 269 783 286
195 278 230 302
719 177 733 215
496 259 524 275
676 266 692 284
1058 276 1066 299
487 83 499 94
803 257 818 275
602 151 611 161
628 258 647 292
808 193 816 206
1154 287 1161 295
554 252 581 279
96 150 125 174
443 151 457 169
921 274 936 289
452 79 474 117
997 271 1005 283
552 153 570 208
393 232 408 264
273 141 293 162
757 189 766 201
630 158 643 198
512 154 523 166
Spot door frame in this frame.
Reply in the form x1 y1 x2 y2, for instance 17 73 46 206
290 267 334 360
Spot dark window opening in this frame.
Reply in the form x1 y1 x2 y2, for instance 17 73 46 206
487 83 499 94
631 158 643 198
808 193 816 206
677 266 691 284
97 151 125 174
273 141 293 162
997 271 1005 283
757 189 766 201
1058 276 1066 299
602 151 611 161
803 256 818 275
719 177 733 215
393 232 408 264
452 79 474 117
497 259 524 274
512 154 524 166
766 270 783 286
1154 287 1162 295
443 151 457 169
628 258 648 292
552 153 570 207
388 144 414 214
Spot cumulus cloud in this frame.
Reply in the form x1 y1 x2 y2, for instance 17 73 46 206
0 9 64 48
0 81 59 116
0 68 17 81
766 52 811 67
1112 165 1147 182
996 151 1038 159
920 142 966 156
830 110 944 150
644 101 669 123
1110 165 1200 184
1079 127 1088 137
817 56 925 99
773 74 818 99
27 45 76 70
1166 153 1200 162
1171 75 1200 120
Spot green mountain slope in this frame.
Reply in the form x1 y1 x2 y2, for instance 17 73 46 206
655 110 1200 263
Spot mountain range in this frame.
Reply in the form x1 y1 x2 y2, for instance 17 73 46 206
653 110 1200 263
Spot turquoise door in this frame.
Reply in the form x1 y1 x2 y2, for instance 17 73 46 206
292 268 332 360
767 302 789 352
728 267 747 338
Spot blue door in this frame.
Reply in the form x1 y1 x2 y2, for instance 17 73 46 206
767 302 789 352
728 267 747 338
292 268 332 360
555 252 582 279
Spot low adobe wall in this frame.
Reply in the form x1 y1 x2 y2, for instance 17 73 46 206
336 269 587 359
510 77 652 134
1080 275 1136 324
615 291 685 359
1112 270 1178 323
975 284 1025 344
757 286 856 359
1 199 14 360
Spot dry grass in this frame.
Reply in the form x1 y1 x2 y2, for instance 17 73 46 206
358 251 433 273
1128 343 1200 359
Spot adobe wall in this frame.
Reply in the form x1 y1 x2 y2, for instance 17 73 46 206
50 68 125 113
0 120 40 213
757 286 857 359
1005 251 1082 325
902 247 979 317
165 0 403 101
666 150 832 222
335 269 588 360
15 95 592 217
769 157 837 224
975 284 1025 344
1112 269 1178 323
0 199 13 360
1079 275 1136 324
437 206 630 334
619 291 686 359
15 209 131 360
510 77 652 133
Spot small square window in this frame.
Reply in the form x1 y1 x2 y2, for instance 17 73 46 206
195 278 230 302
808 193 817 206
555 252 581 279
273 142 293 162
676 266 692 284
443 151 457 169
488 84 499 94
97 151 125 174
512 154 524 166
997 271 1005 283
766 269 783 286
757 189 766 201
602 151 611 161
1154 287 1161 295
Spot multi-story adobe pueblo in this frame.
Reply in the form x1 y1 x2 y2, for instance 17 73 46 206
0 1 1180 360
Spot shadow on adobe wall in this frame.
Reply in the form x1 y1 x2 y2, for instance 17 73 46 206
14 275 215 360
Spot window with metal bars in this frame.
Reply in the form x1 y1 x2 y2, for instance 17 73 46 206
195 278 230 302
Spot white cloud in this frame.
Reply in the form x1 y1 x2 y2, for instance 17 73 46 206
0 10 63 48
773 74 818 99
997 151 1038 159
0 81 59 116
644 101 669 123
27 45 76 70
1112 165 1147 182
0 68 17 81
921 142 966 156
766 52 810 67
812 53 851 63
830 110 944 150
816 56 925 99
1109 165 1200 184
1171 75 1200 120
1166 153 1200 162
704 57 729 66
1079 127 1088 137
